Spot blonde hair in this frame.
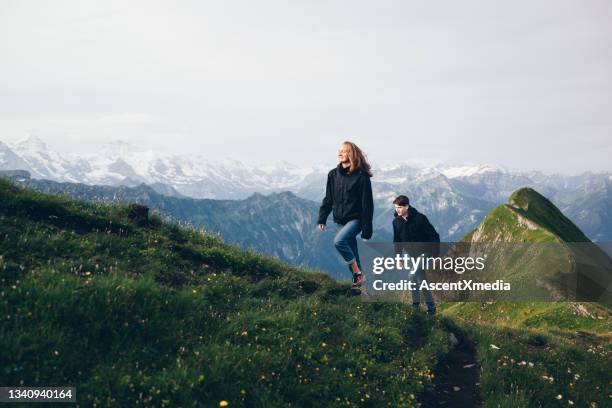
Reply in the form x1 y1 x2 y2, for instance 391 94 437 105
342 141 373 177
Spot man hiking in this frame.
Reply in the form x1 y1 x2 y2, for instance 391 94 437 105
392 195 439 315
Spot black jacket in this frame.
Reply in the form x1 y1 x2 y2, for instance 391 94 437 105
393 206 440 256
317 163 374 239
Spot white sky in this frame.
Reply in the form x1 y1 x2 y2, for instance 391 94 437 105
1 0 611 173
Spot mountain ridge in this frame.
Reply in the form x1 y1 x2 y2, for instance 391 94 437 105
2 138 612 242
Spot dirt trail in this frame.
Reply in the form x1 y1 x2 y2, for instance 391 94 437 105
421 333 482 407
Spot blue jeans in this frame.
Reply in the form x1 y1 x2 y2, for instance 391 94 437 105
408 260 436 311
333 219 362 275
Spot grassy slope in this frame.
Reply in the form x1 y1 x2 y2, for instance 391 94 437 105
507 188 590 243
443 187 611 407
1 180 609 407
1 179 451 407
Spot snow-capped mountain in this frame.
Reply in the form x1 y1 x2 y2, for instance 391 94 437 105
2 137 330 198
2 137 611 241
9 136 92 183
0 137 556 201
0 141 34 174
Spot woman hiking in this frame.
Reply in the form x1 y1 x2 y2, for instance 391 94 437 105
317 141 374 291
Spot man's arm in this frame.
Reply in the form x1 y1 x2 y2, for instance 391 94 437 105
422 215 440 257
393 220 402 255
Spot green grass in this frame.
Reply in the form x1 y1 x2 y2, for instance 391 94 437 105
466 322 609 408
507 188 590 243
449 186 612 406
1 178 610 407
442 302 611 335
3 270 452 407
442 302 611 407
475 205 560 243
0 178 450 407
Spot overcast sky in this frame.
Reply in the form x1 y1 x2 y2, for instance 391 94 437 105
1 0 611 173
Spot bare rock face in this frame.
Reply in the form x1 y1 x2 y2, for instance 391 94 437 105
129 203 149 226
514 212 539 231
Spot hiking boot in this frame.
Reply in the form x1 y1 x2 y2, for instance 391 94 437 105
352 272 365 288
427 308 437 316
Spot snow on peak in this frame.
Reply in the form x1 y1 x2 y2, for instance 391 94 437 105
415 167 446 181
12 135 50 153
439 165 499 179
99 140 142 157
7 136 79 181
3 137 573 200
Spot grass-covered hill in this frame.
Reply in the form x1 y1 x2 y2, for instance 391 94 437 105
446 186 611 332
2 171 391 278
464 187 590 243
443 187 611 406
451 187 612 303
1 179 610 407
0 178 453 407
